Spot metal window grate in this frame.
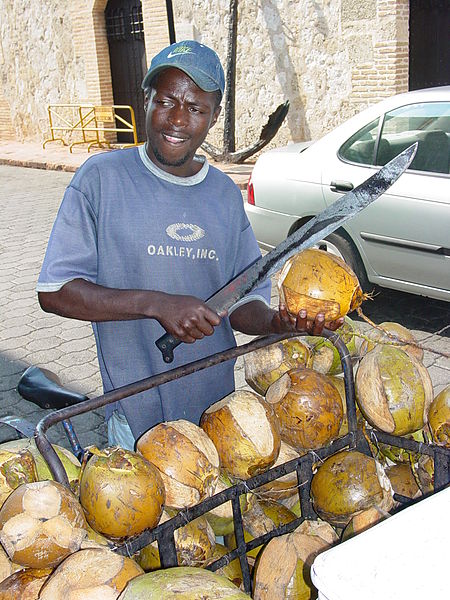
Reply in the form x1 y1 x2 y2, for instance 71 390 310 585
130 5 144 39
106 8 126 40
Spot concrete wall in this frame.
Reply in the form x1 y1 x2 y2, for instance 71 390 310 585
0 0 409 150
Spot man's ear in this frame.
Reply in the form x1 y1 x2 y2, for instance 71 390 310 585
210 105 222 129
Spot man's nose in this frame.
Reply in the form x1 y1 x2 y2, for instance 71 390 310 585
169 105 188 126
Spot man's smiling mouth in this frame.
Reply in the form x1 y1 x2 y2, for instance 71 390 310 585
163 133 188 145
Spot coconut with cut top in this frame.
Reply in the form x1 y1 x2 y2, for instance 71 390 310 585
137 419 220 510
200 390 281 480
0 480 87 569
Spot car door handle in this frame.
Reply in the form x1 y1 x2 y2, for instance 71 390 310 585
330 180 354 192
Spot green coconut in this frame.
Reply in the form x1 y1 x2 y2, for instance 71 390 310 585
224 499 297 565
359 321 423 362
355 345 433 436
428 385 450 448
341 506 387 541
0 438 81 494
205 472 253 536
307 316 360 376
244 337 311 395
0 448 37 508
204 543 244 590
310 449 394 527
117 566 250 599
385 463 421 500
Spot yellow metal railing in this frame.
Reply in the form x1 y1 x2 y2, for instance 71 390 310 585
43 104 139 152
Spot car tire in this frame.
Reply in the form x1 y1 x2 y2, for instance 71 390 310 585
315 230 371 292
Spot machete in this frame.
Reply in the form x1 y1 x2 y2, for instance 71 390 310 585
156 143 417 363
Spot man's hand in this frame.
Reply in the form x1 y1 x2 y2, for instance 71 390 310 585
271 304 345 336
153 293 222 343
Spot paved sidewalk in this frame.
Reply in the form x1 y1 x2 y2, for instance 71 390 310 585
0 141 253 189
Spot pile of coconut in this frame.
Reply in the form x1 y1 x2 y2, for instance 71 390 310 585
0 249 447 599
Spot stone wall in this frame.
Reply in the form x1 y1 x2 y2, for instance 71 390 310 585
0 0 409 149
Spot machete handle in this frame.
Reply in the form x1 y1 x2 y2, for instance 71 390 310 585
155 333 182 363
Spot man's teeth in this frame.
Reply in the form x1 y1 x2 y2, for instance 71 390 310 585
164 134 186 144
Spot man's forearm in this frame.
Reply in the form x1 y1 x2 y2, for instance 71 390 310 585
38 279 163 322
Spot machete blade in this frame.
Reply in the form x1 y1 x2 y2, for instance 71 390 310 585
156 142 417 362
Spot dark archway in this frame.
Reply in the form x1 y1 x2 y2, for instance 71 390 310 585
409 0 450 90
105 0 147 142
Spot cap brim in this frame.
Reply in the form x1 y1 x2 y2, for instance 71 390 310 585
142 63 220 93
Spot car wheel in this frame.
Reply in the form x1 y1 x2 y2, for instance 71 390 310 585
314 230 371 291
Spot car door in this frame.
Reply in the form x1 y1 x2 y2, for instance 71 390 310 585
321 101 450 297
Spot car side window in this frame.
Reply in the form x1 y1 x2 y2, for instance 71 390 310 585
338 118 380 165
376 102 450 174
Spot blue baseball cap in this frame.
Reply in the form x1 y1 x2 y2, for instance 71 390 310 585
142 40 225 96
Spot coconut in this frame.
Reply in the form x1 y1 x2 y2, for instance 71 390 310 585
253 530 332 600
39 547 143 600
359 321 424 362
355 345 433 435
385 463 421 500
1 439 81 495
136 510 215 570
137 420 220 510
0 545 22 585
310 449 394 527
266 367 343 451
278 248 365 321
204 543 244 589
255 441 303 501
0 567 52 599
0 448 37 509
411 455 434 495
0 480 87 568
200 391 281 480
117 566 250 599
428 385 450 447
79 446 165 540
224 499 297 565
244 337 311 395
295 519 339 545
341 506 387 541
376 429 426 465
205 472 253 536
307 316 360 375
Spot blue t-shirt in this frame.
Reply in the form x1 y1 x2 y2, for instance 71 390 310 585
37 146 270 439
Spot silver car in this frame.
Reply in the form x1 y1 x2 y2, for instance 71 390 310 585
245 87 450 301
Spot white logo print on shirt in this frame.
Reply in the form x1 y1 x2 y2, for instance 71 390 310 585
147 223 219 262
166 223 205 242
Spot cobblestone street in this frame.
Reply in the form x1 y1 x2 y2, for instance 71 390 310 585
0 163 449 453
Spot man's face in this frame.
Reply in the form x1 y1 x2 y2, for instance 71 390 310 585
145 68 221 177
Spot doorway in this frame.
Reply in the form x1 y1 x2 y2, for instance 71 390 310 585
409 0 450 90
105 0 147 142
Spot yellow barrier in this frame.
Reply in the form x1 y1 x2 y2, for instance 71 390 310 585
43 104 139 152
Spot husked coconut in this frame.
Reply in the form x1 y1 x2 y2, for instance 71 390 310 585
255 441 303 501
428 385 450 447
0 449 37 507
310 450 394 527
266 367 343 450
356 345 433 435
359 321 423 362
79 446 165 540
341 506 387 541
137 420 220 509
244 337 311 395
0 567 52 599
278 248 365 321
117 566 250 599
136 510 215 571
1 438 81 495
0 480 87 569
39 548 143 600
253 531 332 600
200 390 281 480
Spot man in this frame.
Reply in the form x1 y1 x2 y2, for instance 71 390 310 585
37 40 342 449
